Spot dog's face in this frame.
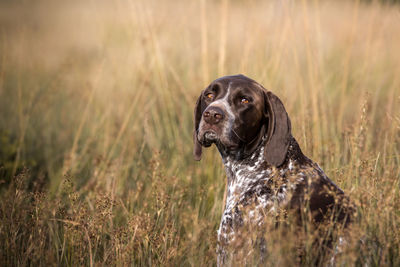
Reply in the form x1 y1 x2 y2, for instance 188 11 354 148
195 75 266 154
194 74 292 166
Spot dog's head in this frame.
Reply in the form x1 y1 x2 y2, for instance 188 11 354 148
193 74 291 166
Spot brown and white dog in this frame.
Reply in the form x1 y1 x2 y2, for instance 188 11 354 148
193 74 353 265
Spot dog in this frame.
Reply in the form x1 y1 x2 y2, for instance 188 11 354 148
193 74 353 265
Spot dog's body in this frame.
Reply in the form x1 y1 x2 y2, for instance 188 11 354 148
193 75 353 265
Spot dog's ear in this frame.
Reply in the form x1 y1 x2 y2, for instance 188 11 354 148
193 91 204 161
263 91 292 166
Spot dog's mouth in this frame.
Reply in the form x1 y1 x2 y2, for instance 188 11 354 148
199 128 240 152
202 130 219 147
204 131 218 141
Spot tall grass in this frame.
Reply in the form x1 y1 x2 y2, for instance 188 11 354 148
0 0 399 265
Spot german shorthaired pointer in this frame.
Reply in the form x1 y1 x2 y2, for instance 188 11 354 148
193 75 353 265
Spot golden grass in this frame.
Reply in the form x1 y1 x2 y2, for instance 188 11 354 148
0 0 399 265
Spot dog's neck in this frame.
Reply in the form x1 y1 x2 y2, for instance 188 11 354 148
220 139 288 213
219 136 316 216
222 139 270 184
216 137 308 255
217 139 291 247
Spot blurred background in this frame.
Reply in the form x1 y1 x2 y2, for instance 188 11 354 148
0 0 399 265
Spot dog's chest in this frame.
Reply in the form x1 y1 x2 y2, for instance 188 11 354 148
218 147 297 244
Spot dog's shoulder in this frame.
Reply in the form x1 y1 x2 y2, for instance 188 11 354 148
283 137 353 225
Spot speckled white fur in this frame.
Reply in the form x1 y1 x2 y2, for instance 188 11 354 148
218 144 290 246
216 139 312 263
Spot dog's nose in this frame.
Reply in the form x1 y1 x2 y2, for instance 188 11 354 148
203 106 225 125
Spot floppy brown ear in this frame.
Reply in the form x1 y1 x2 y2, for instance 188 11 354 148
193 92 204 161
264 91 292 166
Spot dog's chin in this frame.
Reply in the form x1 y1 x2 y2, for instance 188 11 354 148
200 130 240 152
204 131 218 141
201 130 219 147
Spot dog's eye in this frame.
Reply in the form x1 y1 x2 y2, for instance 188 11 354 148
241 97 249 104
206 93 214 100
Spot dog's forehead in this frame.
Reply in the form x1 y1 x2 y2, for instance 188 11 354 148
212 74 263 93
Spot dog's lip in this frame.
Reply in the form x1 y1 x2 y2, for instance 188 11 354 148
195 127 220 146
199 129 240 151
204 130 218 140
200 130 218 147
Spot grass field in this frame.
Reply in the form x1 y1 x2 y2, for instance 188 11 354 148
0 0 399 265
